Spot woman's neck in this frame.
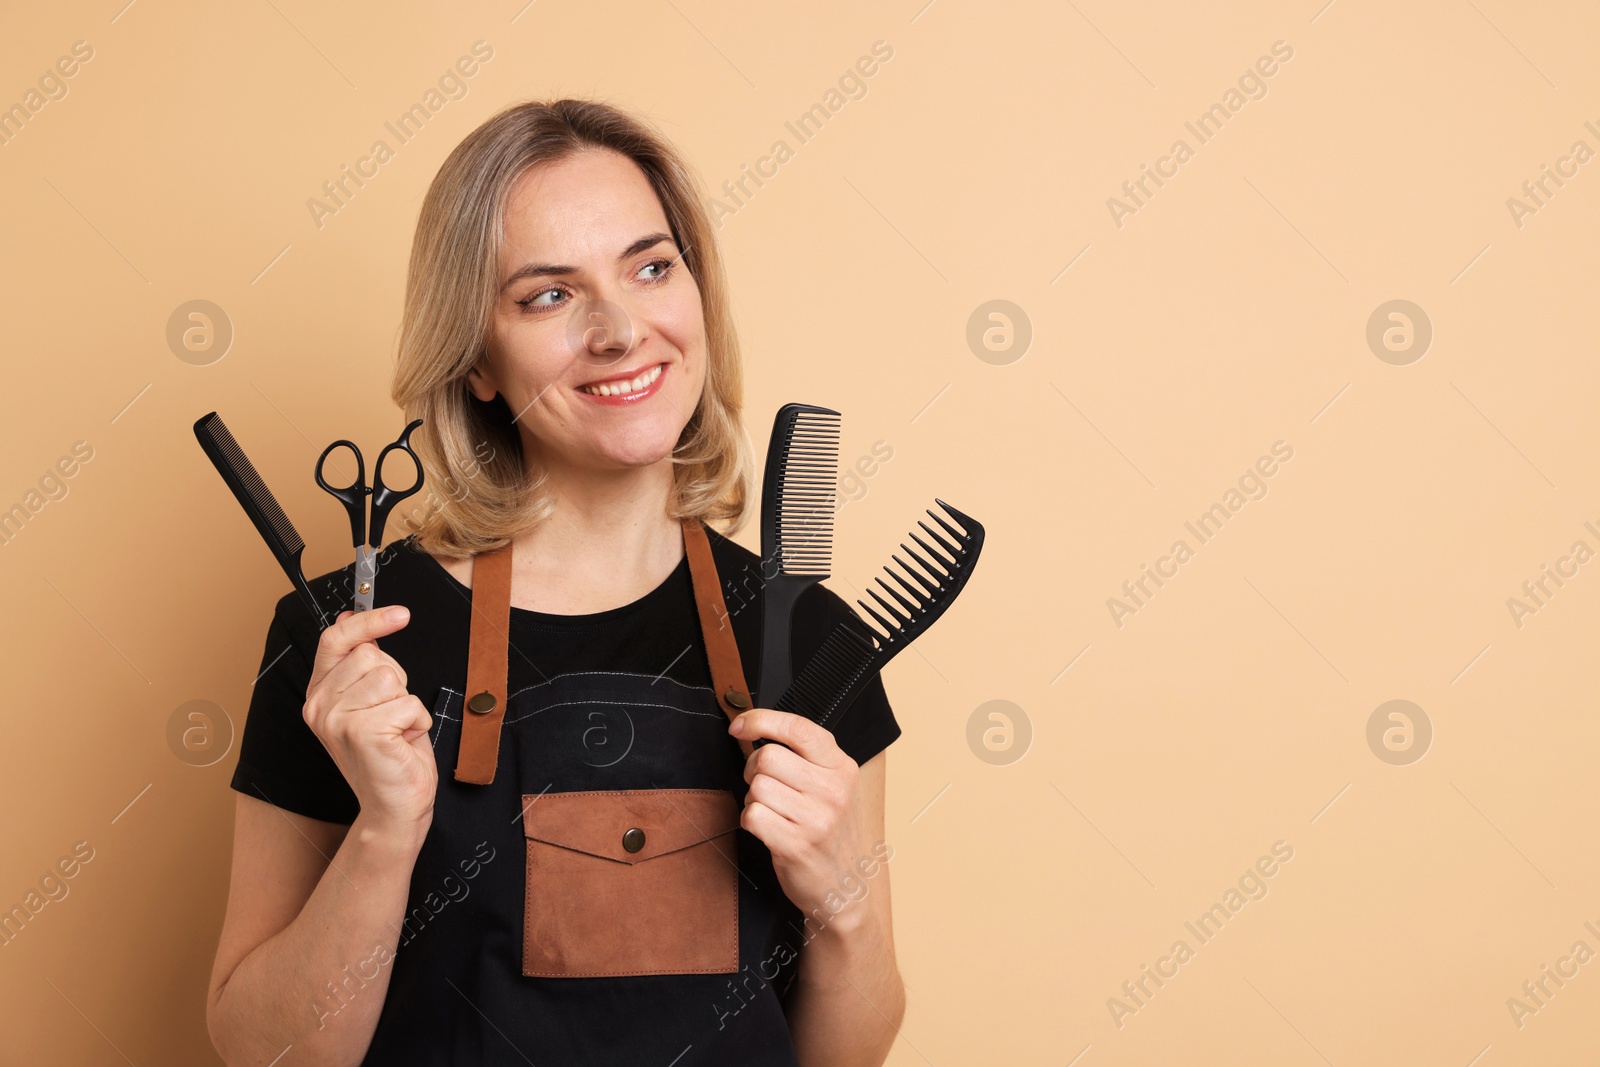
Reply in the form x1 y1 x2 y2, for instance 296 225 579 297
505 456 685 615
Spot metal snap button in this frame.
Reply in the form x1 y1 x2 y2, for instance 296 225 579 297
724 688 750 710
621 828 646 853
467 691 497 715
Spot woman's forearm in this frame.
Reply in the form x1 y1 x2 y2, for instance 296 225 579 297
208 815 426 1067
785 894 906 1067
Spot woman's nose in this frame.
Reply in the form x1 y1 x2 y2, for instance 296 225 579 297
567 291 640 369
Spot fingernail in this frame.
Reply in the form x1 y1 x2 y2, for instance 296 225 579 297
729 714 744 736
388 606 410 623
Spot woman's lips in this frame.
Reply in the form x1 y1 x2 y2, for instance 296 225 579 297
575 361 667 405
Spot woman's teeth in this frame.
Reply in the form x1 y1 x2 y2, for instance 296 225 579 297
579 363 662 397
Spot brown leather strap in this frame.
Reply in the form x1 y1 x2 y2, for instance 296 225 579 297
682 517 756 761
455 542 513 784
455 518 755 784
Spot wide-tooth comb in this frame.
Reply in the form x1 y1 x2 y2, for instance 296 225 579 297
754 403 841 707
773 498 985 733
193 411 334 631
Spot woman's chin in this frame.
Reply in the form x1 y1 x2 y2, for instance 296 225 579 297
583 436 682 473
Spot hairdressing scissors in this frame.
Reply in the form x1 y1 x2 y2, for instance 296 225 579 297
315 418 425 613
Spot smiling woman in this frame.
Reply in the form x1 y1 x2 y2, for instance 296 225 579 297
390 104 753 561
208 98 904 1067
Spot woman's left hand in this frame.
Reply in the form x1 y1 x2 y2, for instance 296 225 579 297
729 709 867 918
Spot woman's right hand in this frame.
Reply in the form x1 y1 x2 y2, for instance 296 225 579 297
303 605 437 841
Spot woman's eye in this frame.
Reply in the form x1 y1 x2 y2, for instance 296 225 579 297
516 258 675 313
639 257 676 283
516 286 567 312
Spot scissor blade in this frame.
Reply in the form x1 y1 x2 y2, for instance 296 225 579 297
354 545 378 612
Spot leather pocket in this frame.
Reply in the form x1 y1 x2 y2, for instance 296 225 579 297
520 788 740 977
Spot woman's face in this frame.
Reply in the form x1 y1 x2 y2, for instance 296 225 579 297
469 147 707 475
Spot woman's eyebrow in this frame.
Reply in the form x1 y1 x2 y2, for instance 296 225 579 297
500 232 674 291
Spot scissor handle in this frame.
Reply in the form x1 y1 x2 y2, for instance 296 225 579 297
315 439 368 549
368 418 425 547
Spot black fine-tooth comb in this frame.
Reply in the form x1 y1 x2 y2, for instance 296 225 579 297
754 403 842 708
765 498 985 739
194 411 335 631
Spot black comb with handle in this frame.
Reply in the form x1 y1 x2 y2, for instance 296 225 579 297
754 403 842 708
763 498 984 740
194 411 335 632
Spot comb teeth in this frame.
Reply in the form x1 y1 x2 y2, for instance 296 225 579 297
775 497 985 732
195 413 305 554
773 409 840 575
775 619 878 728
853 498 976 644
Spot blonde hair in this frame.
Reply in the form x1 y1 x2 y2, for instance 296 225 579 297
390 98 755 559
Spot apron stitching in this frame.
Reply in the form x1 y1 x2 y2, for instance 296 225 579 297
429 687 726 739
430 689 458 750
431 711 459 750
503 698 725 727
502 670 718 703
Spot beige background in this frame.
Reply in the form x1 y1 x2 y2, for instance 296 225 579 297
1 0 1596 1063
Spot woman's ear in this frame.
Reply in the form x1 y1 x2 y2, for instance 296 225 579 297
464 354 499 403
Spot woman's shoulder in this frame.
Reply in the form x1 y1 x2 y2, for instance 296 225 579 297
702 523 763 596
700 523 872 647
701 522 758 564
701 524 903 761
267 534 456 645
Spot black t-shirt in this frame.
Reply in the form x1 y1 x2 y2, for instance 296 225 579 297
229 526 900 1066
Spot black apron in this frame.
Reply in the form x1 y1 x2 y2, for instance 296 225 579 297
359 519 805 1066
